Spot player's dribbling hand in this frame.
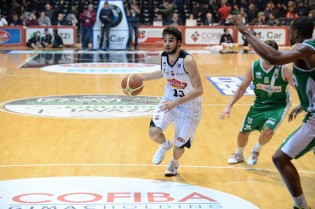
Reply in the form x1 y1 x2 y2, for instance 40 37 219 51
288 104 303 122
219 107 231 119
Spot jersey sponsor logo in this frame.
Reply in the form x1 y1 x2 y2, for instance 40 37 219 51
266 120 275 126
177 137 185 142
168 78 187 89
40 63 159 74
0 176 258 209
0 30 10 43
255 72 262 79
207 77 254 96
256 83 282 93
0 95 161 119
244 124 252 131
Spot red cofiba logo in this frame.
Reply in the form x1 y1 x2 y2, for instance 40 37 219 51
0 30 10 43
0 177 259 208
11 192 217 204
191 31 200 42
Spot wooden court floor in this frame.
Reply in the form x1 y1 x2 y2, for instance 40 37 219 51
0 48 314 209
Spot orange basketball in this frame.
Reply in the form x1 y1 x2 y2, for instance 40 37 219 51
121 74 144 96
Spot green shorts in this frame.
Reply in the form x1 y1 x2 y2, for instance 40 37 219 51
240 103 290 133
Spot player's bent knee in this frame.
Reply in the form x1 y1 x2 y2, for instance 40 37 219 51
149 127 162 140
272 150 291 167
263 127 274 138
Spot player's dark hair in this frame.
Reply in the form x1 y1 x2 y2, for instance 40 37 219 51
264 40 278 50
162 26 182 42
291 16 314 39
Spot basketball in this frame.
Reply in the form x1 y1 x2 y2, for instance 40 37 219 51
121 74 144 96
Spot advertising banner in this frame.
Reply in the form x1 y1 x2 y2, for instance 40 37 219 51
25 26 76 46
185 27 235 45
93 0 128 50
0 27 24 45
237 27 288 46
138 26 165 45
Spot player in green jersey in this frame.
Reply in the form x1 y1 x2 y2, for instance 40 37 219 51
219 40 295 166
229 15 314 209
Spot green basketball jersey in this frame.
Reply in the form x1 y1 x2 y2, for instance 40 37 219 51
293 39 315 113
252 60 290 105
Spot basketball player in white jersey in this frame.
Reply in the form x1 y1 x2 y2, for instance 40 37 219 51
140 26 203 176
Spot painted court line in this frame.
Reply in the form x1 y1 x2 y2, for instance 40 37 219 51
0 163 314 174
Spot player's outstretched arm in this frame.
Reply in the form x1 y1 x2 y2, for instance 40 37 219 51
229 15 308 65
219 66 253 119
140 70 163 81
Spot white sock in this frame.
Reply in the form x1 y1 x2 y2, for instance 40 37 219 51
236 147 244 155
293 193 308 209
171 158 178 163
253 142 262 153
162 139 170 149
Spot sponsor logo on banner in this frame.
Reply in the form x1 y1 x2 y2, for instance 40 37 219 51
0 176 259 209
0 30 10 43
0 95 161 118
185 28 225 45
25 27 75 46
40 63 159 74
110 4 123 27
138 27 164 44
237 28 287 45
208 77 254 95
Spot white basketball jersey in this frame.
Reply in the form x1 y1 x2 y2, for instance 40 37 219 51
161 50 202 116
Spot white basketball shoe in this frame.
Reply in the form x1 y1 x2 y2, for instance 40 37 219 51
152 140 173 165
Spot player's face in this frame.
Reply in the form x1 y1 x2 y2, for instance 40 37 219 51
162 34 180 55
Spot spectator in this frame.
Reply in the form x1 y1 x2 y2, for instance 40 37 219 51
204 12 215 26
155 0 174 25
231 4 240 15
286 6 299 19
51 28 63 48
247 3 258 23
79 4 96 50
25 13 39 26
237 13 248 26
45 3 56 24
220 28 234 48
185 14 197 26
125 0 140 50
41 28 52 48
267 13 280 26
53 13 69 26
66 13 78 27
0 14 8 26
66 5 79 27
296 2 308 17
264 2 274 21
153 14 165 26
26 31 42 49
99 1 114 50
170 12 183 26
9 13 23 26
38 11 51 26
218 1 231 24
250 11 267 26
